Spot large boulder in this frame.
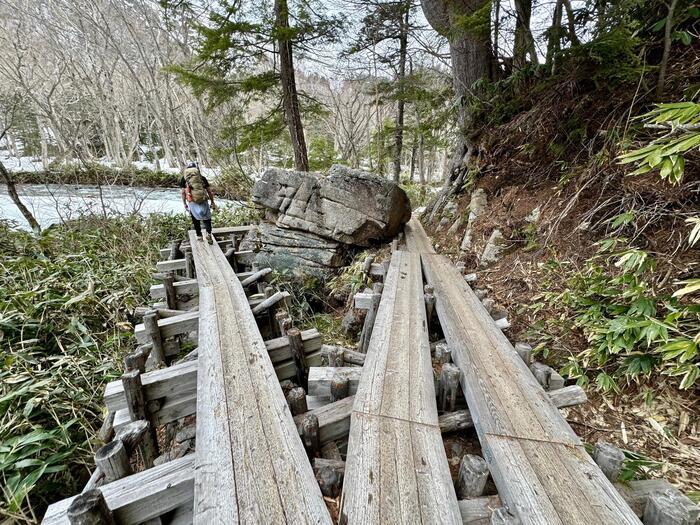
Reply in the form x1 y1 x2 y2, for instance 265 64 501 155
238 223 347 276
252 165 411 247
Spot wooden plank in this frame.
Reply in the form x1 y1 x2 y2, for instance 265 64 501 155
41 455 194 525
307 367 362 397
342 250 461 524
134 294 269 343
105 331 321 412
457 496 502 524
149 273 255 300
404 218 640 525
189 231 330 523
353 292 374 310
295 395 354 444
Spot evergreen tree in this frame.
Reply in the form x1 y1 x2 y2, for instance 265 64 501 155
165 0 342 171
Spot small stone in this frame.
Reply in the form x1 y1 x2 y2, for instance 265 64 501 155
474 288 488 300
464 273 478 282
494 318 510 330
482 297 495 313
525 207 541 223
514 343 532 365
490 306 508 321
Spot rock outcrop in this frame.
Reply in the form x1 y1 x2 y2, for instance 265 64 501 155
239 223 346 273
252 165 411 247
245 165 411 275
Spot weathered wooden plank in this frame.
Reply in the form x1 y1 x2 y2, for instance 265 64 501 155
105 331 321 412
41 455 194 525
149 273 255 300
342 251 461 524
134 294 270 343
405 218 640 525
307 367 362 397
295 395 354 444
189 232 330 523
458 496 502 524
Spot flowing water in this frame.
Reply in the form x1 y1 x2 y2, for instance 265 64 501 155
0 184 236 230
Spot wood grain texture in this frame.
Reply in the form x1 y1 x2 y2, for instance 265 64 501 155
42 455 194 525
404 219 640 525
341 250 461 524
189 231 331 524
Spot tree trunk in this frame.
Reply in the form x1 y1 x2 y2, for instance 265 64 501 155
562 0 581 46
656 0 678 98
513 0 538 69
420 0 493 220
275 0 309 172
392 5 410 183
546 0 564 72
0 160 41 233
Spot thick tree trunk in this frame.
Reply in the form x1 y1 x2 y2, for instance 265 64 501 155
275 0 309 172
0 160 41 232
392 6 410 183
546 0 564 72
420 0 493 220
562 0 581 46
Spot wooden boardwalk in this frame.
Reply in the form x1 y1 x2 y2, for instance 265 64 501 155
404 219 641 524
188 233 331 524
340 250 461 524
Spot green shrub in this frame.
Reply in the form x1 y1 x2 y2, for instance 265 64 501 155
0 209 252 523
533 240 699 392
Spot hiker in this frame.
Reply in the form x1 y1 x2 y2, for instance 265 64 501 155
180 162 217 244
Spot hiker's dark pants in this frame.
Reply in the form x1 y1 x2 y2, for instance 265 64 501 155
190 214 212 236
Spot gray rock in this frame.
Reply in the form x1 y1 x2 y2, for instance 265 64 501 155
437 217 450 231
464 272 478 283
480 229 506 267
474 288 488 300
525 206 540 223
251 165 411 246
460 228 472 251
239 223 347 275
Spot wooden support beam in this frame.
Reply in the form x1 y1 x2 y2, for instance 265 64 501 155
42 455 195 525
240 267 272 287
148 272 256 300
457 496 503 524
67 489 115 525
94 440 132 483
105 330 322 412
287 328 309 390
142 311 165 366
294 396 354 444
357 288 381 353
456 454 490 498
162 275 177 310
438 385 587 433
250 290 291 315
307 367 362 397
188 232 330 523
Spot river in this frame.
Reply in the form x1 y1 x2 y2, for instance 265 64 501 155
0 184 236 230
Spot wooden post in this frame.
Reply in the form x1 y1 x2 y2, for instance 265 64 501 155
456 261 466 275
456 454 490 498
275 310 291 337
184 247 194 278
424 285 436 324
313 458 345 498
143 311 165 367
593 441 625 482
67 489 115 525
326 345 345 367
124 344 152 373
94 439 132 482
329 374 349 402
286 387 308 416
300 413 320 458
168 240 182 261
530 362 552 389
491 507 520 524
514 342 532 365
121 370 159 462
115 420 157 469
439 363 460 412
225 247 238 272
358 290 382 354
434 342 451 364
362 255 374 284
287 328 309 390
163 274 177 310
643 490 699 525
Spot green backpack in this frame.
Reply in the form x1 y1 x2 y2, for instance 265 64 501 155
184 168 207 203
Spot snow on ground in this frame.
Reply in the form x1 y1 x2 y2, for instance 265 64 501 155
0 151 222 179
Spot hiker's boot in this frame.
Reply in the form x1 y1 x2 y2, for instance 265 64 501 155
205 233 213 245
196 233 203 242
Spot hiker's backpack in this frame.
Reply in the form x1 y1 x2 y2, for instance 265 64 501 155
184 168 207 203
